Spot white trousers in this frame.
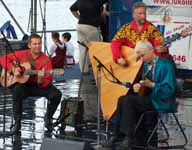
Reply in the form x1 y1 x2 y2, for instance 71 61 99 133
77 24 101 73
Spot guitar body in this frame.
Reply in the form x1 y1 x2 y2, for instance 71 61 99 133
89 42 143 120
1 62 31 87
0 62 64 88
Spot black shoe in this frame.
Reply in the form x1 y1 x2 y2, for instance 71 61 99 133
45 117 53 131
44 130 52 138
12 132 22 148
59 127 66 135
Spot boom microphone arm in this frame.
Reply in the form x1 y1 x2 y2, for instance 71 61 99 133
93 56 132 88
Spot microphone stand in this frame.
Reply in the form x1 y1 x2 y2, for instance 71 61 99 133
93 56 131 149
76 43 131 149
93 56 132 88
95 59 102 150
77 42 103 149
42 0 47 53
0 32 22 67
0 32 22 137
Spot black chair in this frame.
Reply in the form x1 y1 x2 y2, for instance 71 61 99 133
133 108 188 149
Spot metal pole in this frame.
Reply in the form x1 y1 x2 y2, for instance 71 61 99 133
36 29 76 33
0 0 25 35
96 64 102 150
31 0 34 33
34 0 37 33
43 0 47 52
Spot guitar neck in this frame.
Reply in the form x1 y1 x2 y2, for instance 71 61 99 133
24 70 53 75
160 24 192 48
164 33 181 45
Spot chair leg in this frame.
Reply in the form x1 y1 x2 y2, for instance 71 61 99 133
147 112 188 149
172 112 188 147
147 118 160 149
134 112 145 135
133 111 158 150
158 119 169 143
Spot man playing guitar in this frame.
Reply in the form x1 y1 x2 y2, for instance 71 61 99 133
0 34 62 133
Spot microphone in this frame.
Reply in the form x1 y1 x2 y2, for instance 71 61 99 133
121 82 132 88
111 80 132 88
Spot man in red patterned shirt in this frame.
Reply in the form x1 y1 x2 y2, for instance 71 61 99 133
0 34 62 133
111 2 168 66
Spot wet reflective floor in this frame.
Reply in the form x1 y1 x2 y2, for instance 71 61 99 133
0 72 192 149
0 78 83 150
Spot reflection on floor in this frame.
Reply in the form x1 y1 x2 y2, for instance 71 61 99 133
0 76 192 149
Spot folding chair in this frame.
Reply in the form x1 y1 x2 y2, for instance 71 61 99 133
133 107 188 149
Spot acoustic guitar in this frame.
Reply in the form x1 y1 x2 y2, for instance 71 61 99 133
0 62 64 87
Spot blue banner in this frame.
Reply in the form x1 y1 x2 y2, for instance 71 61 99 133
109 0 141 40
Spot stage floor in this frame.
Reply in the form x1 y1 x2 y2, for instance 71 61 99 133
0 72 192 150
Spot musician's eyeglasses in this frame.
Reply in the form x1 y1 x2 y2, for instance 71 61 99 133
139 53 145 58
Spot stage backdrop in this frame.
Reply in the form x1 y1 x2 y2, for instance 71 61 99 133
144 0 192 70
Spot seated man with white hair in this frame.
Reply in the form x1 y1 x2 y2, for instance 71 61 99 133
110 40 176 149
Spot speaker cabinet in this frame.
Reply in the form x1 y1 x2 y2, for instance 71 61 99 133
41 138 85 150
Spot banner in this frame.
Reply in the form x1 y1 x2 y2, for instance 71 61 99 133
149 16 192 69
147 6 192 70
143 0 192 7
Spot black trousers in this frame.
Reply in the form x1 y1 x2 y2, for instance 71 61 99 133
11 83 62 120
114 94 158 146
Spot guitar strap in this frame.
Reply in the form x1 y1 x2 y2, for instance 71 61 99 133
40 57 49 69
20 50 28 63
29 54 49 70
29 54 38 69
21 51 49 69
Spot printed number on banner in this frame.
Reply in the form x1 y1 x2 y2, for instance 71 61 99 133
172 55 186 62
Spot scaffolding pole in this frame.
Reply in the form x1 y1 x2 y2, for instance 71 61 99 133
30 0 34 33
30 0 38 33
34 0 38 33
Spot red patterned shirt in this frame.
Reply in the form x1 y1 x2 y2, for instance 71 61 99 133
0 49 52 88
111 20 169 62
